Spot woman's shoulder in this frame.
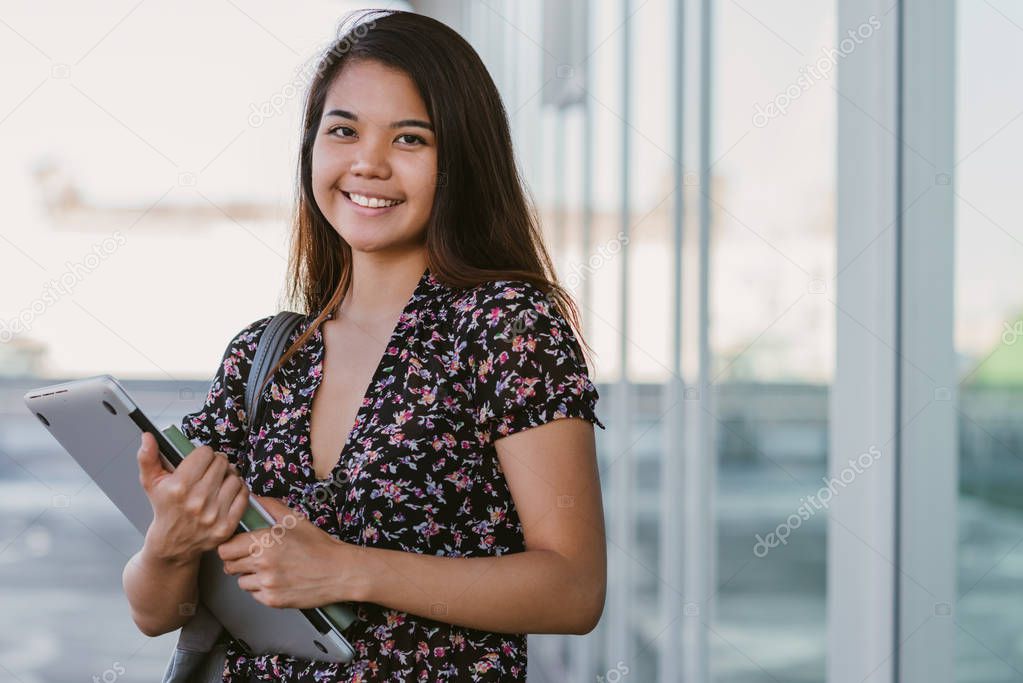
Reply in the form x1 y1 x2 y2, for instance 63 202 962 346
233 310 317 340
449 278 560 338
445 278 605 437
218 313 279 364
232 313 278 344
453 276 551 301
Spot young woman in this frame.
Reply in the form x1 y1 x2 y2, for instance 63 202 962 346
124 9 606 682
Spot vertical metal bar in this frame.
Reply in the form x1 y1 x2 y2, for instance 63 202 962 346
658 0 686 681
554 109 566 261
492 0 504 94
580 21 594 348
828 1 900 681
530 0 543 195
681 0 713 679
892 3 905 676
699 10 716 656
896 0 956 679
607 0 634 673
506 0 520 148
570 2 597 676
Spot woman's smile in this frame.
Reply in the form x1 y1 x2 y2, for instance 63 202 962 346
340 189 406 217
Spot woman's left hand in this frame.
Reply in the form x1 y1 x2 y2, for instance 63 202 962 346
218 495 361 609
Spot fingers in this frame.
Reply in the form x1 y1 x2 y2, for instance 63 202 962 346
211 486 251 551
171 444 218 487
214 471 244 521
217 504 253 561
136 432 169 489
227 485 250 527
192 451 230 503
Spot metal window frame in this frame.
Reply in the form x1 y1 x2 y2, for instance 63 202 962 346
894 0 957 679
831 1 956 682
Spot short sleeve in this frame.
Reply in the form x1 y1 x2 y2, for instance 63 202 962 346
457 281 606 442
179 315 274 468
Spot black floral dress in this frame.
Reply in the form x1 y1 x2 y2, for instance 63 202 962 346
179 266 606 682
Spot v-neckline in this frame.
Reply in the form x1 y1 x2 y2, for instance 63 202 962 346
305 266 432 485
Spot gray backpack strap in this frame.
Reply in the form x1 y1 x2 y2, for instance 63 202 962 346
160 603 227 682
244 311 306 437
162 310 305 683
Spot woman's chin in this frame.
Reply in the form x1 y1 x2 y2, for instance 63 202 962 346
340 232 404 254
339 225 426 255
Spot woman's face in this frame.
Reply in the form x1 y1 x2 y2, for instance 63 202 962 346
311 59 438 255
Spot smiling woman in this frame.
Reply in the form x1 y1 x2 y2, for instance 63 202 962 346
310 60 438 253
123 8 607 683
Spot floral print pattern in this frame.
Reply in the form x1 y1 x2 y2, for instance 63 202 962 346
179 267 605 682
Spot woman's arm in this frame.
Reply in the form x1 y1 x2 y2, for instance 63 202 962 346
122 537 200 637
340 417 606 635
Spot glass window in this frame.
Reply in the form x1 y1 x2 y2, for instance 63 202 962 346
954 1 1023 680
712 1 836 681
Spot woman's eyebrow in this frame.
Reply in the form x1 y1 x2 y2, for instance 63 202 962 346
324 109 434 132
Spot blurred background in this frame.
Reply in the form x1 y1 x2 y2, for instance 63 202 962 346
0 0 1015 681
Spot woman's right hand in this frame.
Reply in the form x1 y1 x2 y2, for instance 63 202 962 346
136 431 250 565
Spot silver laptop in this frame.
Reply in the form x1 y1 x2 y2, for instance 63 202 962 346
23 374 356 663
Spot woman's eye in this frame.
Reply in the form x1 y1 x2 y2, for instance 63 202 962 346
396 134 426 146
325 127 425 146
327 125 355 138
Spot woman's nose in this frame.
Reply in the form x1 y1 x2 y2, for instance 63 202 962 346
350 140 391 179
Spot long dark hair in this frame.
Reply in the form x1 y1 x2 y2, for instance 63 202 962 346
259 8 591 399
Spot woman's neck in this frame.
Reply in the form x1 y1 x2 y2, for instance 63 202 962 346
339 249 429 326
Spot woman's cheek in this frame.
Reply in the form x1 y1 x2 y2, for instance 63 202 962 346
310 147 342 190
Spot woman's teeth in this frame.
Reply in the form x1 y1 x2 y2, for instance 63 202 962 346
349 192 403 208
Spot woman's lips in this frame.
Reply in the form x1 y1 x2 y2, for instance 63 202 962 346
341 191 404 217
